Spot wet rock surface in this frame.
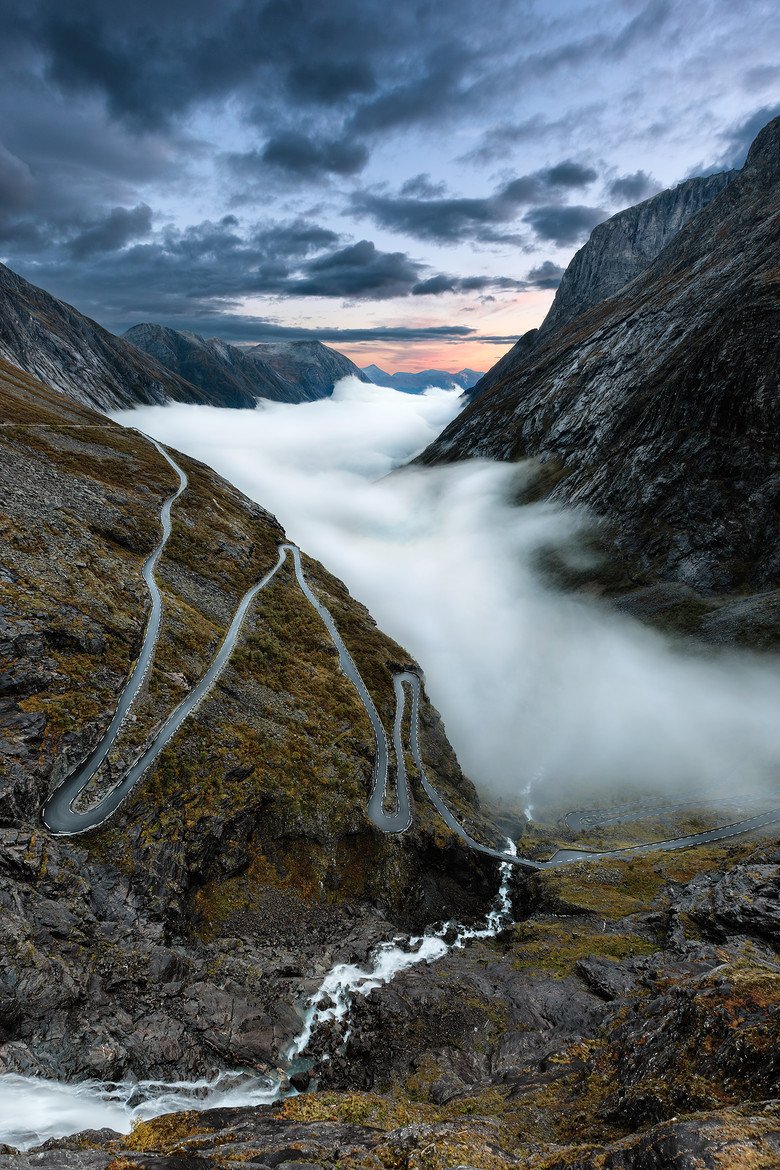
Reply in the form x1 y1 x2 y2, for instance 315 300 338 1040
23 841 772 1168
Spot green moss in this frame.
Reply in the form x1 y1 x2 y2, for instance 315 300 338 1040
509 920 657 978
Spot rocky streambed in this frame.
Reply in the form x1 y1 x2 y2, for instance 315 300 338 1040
1 835 779 1168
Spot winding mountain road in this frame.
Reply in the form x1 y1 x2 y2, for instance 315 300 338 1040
41 434 779 867
42 439 187 833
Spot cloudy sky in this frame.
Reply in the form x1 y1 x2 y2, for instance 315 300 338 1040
0 0 777 371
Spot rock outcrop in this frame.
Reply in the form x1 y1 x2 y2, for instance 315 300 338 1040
0 264 209 413
419 116 780 592
466 328 538 399
247 339 370 400
467 173 734 403
125 326 369 405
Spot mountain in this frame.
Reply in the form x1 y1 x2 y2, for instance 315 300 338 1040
0 262 211 412
466 330 538 399
0 355 494 1084
123 324 289 406
127 326 370 405
363 365 484 392
3 235 779 1170
467 171 736 401
540 170 736 338
418 116 780 593
248 338 371 399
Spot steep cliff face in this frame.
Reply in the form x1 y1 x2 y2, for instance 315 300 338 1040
0 263 208 412
466 328 538 399
539 170 736 337
125 327 368 405
419 117 780 592
467 173 735 403
0 358 496 1082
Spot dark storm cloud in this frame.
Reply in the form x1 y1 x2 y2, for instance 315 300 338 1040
0 0 515 137
0 0 771 341
68 203 153 259
515 0 671 78
0 145 35 211
259 132 369 178
2 213 448 322
411 274 526 296
460 117 559 165
289 240 422 299
352 190 517 244
607 170 661 204
347 42 476 135
121 317 494 345
526 260 564 289
256 220 340 256
227 134 369 185
400 174 448 199
352 161 599 244
543 161 598 188
523 204 605 246
285 59 377 105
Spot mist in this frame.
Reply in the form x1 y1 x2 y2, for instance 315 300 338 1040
113 378 780 814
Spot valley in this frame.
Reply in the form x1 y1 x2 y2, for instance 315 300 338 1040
0 47 778 1168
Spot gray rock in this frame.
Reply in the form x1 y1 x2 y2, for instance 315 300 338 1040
575 955 641 1001
675 862 780 945
539 171 736 338
0 263 209 412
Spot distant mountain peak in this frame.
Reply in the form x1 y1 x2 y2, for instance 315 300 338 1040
361 366 485 393
125 325 369 405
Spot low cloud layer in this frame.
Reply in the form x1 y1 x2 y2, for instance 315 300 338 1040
114 382 780 817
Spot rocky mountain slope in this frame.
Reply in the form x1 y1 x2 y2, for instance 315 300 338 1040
540 169 736 338
466 329 539 399
419 116 780 594
0 263 210 412
467 172 735 402
0 357 498 1084
126 326 369 405
2 352 779 1168
248 339 370 399
363 365 484 392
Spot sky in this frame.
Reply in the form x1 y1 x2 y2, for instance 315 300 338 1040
0 0 777 372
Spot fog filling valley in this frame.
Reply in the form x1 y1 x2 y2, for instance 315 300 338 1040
114 378 780 814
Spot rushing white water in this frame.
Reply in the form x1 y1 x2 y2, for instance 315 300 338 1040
0 1071 279 1151
288 839 517 1058
0 847 515 1151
